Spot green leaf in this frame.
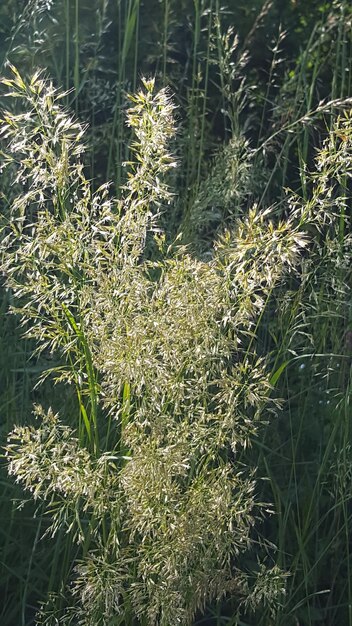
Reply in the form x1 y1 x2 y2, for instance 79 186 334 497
269 360 291 386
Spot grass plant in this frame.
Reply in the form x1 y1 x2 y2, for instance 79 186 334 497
0 1 351 625
0 65 300 626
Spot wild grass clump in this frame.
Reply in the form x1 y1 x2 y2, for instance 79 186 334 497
0 65 315 625
0 3 352 625
256 110 352 626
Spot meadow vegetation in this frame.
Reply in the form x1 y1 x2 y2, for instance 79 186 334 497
0 1 351 625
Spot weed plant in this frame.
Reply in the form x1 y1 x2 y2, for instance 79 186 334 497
0 65 301 626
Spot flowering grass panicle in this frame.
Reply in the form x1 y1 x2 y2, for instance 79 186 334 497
0 66 331 625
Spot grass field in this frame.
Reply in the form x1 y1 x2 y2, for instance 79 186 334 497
0 1 351 625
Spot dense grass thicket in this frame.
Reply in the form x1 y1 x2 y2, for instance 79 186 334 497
0 1 351 625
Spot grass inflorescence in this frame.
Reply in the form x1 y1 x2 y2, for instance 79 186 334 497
0 1 351 625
